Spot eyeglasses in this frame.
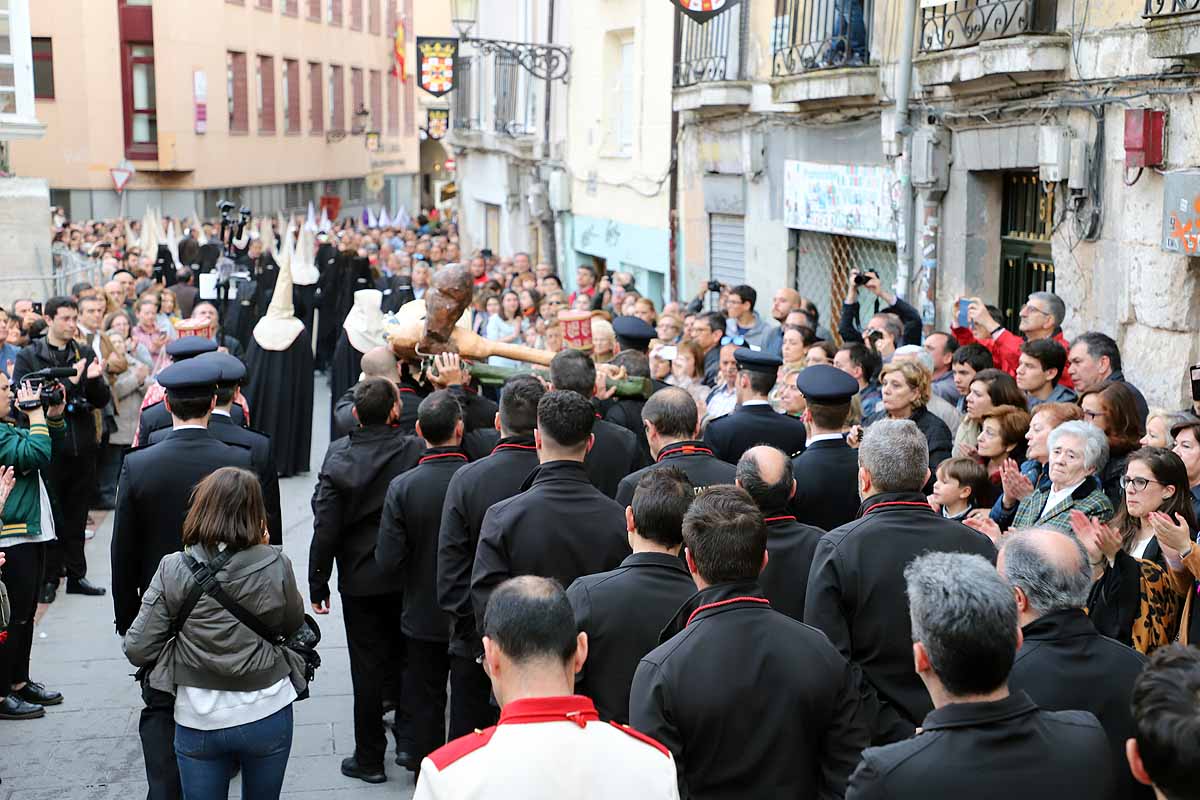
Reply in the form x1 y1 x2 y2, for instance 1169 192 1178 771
1019 304 1049 318
721 335 745 346
1120 475 1164 493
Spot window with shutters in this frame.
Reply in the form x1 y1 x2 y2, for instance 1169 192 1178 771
328 0 342 25
709 214 745 286
283 59 300 133
368 0 380 34
619 39 634 154
329 63 343 131
257 0 272 9
122 43 157 159
257 55 275 134
369 69 381 131
285 182 307 208
307 0 320 20
350 0 362 30
387 69 399 134
32 38 53 100
351 67 364 129
348 177 365 202
308 61 323 133
227 51 248 133
283 0 298 15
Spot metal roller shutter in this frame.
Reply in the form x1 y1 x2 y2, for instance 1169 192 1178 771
709 213 745 286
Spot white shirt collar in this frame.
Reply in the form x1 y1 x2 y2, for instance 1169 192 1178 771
172 423 208 431
807 432 844 446
1040 479 1085 520
742 399 771 407
212 408 231 417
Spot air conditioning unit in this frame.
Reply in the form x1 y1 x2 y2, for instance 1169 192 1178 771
548 170 571 213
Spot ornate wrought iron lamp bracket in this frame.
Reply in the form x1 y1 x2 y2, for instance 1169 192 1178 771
462 37 571 83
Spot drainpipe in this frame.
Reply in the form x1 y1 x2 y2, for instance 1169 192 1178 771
893 0 919 300
542 0 558 269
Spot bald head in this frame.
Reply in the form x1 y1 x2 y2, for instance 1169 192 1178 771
642 387 699 441
772 288 802 322
360 346 399 381
735 446 795 514
998 528 1092 621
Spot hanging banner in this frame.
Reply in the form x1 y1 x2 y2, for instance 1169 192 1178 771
783 160 898 241
392 18 406 78
416 37 458 97
427 109 448 140
672 0 741 23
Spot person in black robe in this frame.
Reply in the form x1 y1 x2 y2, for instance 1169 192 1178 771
243 225 314 478
314 240 344 371
330 288 388 436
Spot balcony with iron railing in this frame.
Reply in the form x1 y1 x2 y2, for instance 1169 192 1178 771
1144 0 1200 58
914 0 1068 88
673 4 753 111
770 0 881 104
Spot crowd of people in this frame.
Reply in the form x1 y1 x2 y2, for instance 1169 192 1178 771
0 207 1198 800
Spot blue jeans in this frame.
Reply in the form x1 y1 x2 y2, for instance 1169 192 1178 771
174 704 294 800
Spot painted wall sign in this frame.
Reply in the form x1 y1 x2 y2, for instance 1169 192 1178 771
783 160 898 241
1162 170 1200 254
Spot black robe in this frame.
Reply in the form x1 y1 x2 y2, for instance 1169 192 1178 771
314 243 343 370
244 329 314 478
329 330 365 435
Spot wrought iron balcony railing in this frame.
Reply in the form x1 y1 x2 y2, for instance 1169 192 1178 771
674 2 748 87
452 57 476 130
919 0 1058 53
1145 0 1200 17
772 0 875 77
493 53 530 136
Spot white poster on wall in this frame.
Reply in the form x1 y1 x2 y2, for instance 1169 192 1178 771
782 160 898 242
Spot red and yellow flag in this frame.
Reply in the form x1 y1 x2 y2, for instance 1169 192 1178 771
393 19 406 78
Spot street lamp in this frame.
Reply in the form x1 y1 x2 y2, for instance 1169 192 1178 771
449 0 570 83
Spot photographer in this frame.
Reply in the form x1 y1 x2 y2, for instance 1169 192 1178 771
840 269 922 358
12 297 111 603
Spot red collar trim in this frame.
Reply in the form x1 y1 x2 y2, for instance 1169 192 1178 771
398 387 417 394
419 452 468 464
499 695 599 728
657 444 714 462
492 442 537 454
763 515 796 524
685 596 771 627
863 500 934 515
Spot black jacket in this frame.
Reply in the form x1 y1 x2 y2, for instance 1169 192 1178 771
566 552 695 724
584 418 644 498
602 397 651 464
309 424 423 601
1008 609 1150 800
846 692 1115 800
614 441 735 507
839 295 922 348
791 436 860 531
865 406 952 477
758 513 824 621
631 582 873 800
377 446 469 642
804 491 996 742
703 402 808 464
110 428 252 634
437 436 540 658
139 400 246 447
470 460 630 628
148 413 281 544
13 337 111 458
333 383 422 439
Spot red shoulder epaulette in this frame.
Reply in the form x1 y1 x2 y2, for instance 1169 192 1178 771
427 726 498 771
608 722 672 758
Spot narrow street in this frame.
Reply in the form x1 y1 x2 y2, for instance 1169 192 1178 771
0 377 417 800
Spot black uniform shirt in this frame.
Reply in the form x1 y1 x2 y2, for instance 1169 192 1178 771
758 513 824 622
703 402 808 464
791 435 860 531
584 417 645 498
614 441 735 507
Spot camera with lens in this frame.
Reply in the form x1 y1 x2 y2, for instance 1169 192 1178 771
854 271 874 287
217 199 236 215
707 280 722 292
20 367 77 410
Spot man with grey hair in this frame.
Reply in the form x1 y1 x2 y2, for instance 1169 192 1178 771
805 418 996 744
957 290 1073 389
1001 529 1150 799
846 551 1114 799
892 345 961 433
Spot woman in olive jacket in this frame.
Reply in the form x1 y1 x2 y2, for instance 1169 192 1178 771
124 467 305 800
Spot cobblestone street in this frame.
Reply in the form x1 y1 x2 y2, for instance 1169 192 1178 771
0 377 417 800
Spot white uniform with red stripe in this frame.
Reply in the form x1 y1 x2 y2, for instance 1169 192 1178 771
414 695 680 800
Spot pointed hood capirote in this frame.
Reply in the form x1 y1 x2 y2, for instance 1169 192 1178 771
252 222 306 352
343 289 387 354
290 221 320 286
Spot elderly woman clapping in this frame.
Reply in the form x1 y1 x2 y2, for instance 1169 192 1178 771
1007 420 1114 533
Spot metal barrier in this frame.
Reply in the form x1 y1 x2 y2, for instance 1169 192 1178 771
675 2 749 87
919 0 1058 53
772 0 875 76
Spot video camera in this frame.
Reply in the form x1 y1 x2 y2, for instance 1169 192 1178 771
21 366 77 408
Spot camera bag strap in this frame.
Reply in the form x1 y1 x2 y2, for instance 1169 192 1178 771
181 551 286 645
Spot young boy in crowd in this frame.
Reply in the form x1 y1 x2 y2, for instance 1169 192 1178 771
929 456 991 521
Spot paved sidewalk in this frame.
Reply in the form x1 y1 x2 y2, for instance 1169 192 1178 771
0 377 416 799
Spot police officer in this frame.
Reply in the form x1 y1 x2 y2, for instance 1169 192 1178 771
789 365 862 531
736 446 824 621
110 357 253 800
135 337 247 446
549 349 643 498
614 387 734 507
377 390 470 773
703 348 808 463
148 351 283 544
437 374 544 740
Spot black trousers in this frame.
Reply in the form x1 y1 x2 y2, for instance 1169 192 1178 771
96 442 127 509
0 541 45 690
448 653 498 740
341 591 406 768
45 451 97 582
404 638 450 763
140 683 182 800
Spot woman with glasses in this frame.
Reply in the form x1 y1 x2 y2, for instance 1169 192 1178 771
1079 381 1145 508
1072 447 1194 654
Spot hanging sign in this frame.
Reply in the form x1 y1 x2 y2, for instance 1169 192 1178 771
427 109 448 140
110 168 133 194
672 0 741 23
416 37 458 97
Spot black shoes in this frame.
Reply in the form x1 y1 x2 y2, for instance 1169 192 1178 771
66 578 106 596
394 749 418 770
341 756 387 784
15 682 62 706
0 695 45 720
39 581 57 604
